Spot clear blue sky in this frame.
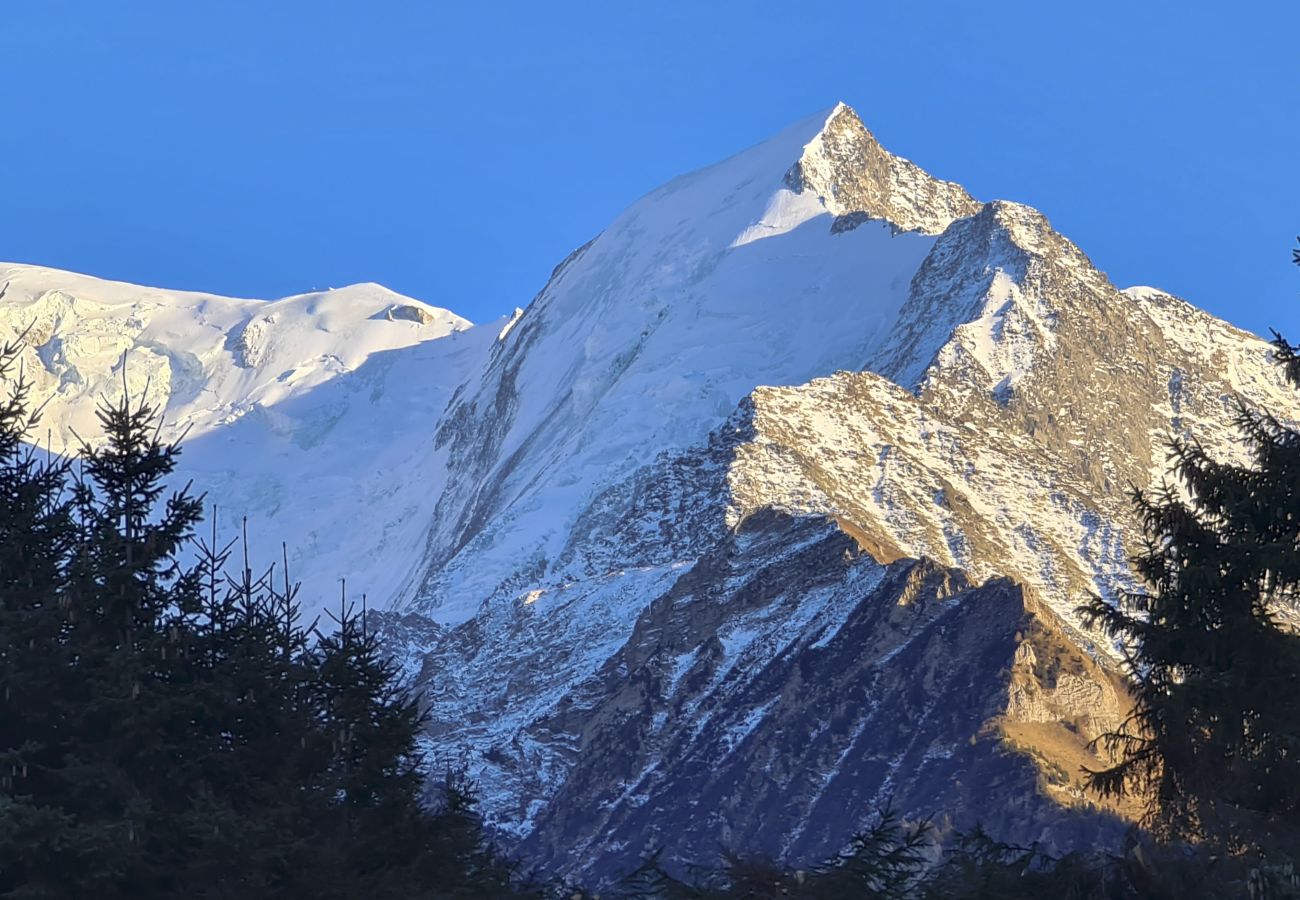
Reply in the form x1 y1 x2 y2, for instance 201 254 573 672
2 1 1296 338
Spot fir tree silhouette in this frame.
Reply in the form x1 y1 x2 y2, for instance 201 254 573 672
1078 240 1300 856
0 335 538 898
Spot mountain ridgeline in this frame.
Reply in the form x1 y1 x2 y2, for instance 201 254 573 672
1 103 1295 882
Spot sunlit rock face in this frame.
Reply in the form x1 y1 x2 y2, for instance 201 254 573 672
9 102 1293 882
786 101 981 234
508 515 1131 878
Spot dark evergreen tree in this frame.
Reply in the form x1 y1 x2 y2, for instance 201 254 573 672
1078 240 1300 853
1 371 244 896
0 317 86 896
288 596 531 898
609 807 929 899
807 808 930 899
0 339 538 898
608 850 704 899
922 830 1095 900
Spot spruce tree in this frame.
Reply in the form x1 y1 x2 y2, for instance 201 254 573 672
0 344 536 897
18 379 210 895
0 320 84 896
1078 240 1300 852
292 597 530 898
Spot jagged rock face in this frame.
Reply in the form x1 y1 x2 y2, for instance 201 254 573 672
509 514 1130 880
10 102 1296 881
786 102 981 235
730 370 1141 627
727 202 1292 640
381 511 1130 883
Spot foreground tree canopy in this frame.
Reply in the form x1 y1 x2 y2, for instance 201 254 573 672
0 322 534 897
1079 242 1300 857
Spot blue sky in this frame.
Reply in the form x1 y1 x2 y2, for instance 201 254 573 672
2 2 1296 338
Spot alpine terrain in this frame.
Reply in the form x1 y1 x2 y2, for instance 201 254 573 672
3 103 1293 881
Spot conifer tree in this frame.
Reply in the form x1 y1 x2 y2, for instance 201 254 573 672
608 807 930 899
0 340 537 897
0 318 85 895
1078 240 1300 851
808 808 930 898
9 376 211 895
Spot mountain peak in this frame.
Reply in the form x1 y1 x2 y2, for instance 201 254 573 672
822 99 856 126
787 102 980 235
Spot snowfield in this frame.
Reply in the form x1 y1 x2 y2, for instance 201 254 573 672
0 263 492 612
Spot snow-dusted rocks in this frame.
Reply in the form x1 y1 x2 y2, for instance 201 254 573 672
7 102 1294 880
417 104 962 625
787 102 980 235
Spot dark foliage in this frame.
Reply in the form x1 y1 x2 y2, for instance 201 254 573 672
604 808 929 899
0 333 536 897
609 820 1300 899
1076 242 1300 855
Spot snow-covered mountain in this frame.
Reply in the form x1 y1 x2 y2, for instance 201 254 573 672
5 102 1294 880
0 264 487 611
